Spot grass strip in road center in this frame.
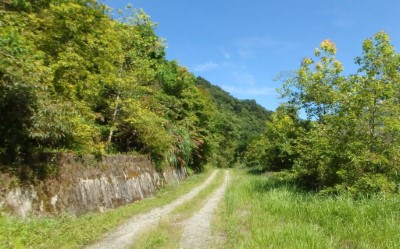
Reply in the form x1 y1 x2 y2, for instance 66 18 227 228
131 170 226 249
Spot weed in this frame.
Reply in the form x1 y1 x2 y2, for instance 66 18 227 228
214 168 400 249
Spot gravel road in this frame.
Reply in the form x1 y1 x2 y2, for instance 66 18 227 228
179 170 230 249
85 170 219 249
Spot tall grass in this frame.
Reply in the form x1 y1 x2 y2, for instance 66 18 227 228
215 168 400 249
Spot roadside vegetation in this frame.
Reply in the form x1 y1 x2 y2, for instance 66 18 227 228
214 168 400 249
2 0 400 248
0 170 212 249
0 0 270 182
245 32 400 196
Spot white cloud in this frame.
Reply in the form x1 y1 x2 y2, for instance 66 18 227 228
234 36 299 58
235 37 279 48
222 62 234 67
221 48 231 59
234 73 256 85
193 61 220 72
238 49 253 59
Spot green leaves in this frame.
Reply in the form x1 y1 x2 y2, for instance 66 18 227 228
281 38 344 122
255 32 400 196
244 104 306 172
158 61 192 97
196 77 272 168
0 0 271 176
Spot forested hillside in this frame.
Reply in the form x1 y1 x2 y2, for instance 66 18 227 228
196 77 272 167
0 0 270 175
246 33 400 196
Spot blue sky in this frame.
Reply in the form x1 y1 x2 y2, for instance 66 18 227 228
103 0 400 111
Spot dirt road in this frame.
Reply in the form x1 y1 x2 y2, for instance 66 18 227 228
85 170 219 249
179 170 230 249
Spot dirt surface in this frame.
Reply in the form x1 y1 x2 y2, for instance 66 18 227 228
179 170 230 249
85 170 219 249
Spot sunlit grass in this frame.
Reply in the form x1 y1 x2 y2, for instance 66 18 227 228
214 168 400 249
0 170 213 249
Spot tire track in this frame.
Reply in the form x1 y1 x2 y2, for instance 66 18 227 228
179 170 230 249
85 170 219 249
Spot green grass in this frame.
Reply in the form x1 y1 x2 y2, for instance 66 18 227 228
131 170 226 249
214 168 400 249
5 168 399 249
0 170 213 249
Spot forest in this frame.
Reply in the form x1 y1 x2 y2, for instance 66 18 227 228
2 1 400 248
2 0 400 196
0 0 270 176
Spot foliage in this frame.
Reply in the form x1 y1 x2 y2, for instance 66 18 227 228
248 31 400 196
196 77 272 167
244 104 309 171
0 0 271 176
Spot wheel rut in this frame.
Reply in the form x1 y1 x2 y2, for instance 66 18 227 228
179 170 230 249
85 170 220 249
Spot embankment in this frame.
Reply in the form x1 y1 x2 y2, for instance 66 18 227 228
0 154 186 217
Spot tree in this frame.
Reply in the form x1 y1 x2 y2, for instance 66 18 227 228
281 39 344 122
331 32 400 194
244 104 308 171
274 32 400 195
0 0 272 176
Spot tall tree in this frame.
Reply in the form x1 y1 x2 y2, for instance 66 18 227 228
281 39 344 122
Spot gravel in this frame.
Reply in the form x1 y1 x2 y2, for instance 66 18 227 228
179 170 230 249
85 170 219 249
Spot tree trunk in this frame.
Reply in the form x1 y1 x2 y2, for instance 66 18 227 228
108 95 120 144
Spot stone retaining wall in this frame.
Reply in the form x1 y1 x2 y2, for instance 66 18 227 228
0 154 186 217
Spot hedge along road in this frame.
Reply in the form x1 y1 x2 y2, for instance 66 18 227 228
85 170 220 249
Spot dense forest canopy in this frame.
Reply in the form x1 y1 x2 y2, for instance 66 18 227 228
196 77 272 167
0 0 271 175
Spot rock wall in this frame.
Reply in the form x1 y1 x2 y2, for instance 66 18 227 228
0 154 186 218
